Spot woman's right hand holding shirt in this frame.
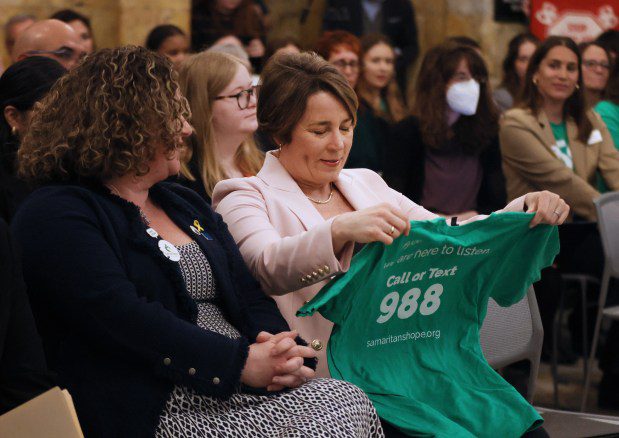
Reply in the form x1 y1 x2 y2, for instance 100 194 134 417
331 203 411 253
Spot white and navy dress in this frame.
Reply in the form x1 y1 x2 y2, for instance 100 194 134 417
156 241 383 437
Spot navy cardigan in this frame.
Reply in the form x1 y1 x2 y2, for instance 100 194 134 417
11 181 306 437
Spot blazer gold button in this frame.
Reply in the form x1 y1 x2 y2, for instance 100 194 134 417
163 358 171 366
188 367 196 376
305 274 313 282
311 271 318 278
323 265 330 273
311 339 323 351
317 268 324 275
212 377 220 385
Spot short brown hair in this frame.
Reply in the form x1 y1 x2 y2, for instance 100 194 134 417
315 30 361 61
18 45 190 183
258 52 358 145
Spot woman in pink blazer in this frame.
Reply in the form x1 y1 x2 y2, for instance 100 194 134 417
212 52 568 377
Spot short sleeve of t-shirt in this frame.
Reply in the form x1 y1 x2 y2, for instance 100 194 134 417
487 217 559 307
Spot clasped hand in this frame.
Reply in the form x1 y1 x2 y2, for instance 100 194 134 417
240 330 316 391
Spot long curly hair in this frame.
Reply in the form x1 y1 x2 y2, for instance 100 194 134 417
18 45 191 184
412 42 498 153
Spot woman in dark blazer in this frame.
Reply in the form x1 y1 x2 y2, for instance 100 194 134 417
0 218 53 415
384 42 506 218
11 47 382 437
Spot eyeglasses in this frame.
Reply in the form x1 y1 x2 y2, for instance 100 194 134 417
332 60 359 70
583 60 611 70
215 86 258 110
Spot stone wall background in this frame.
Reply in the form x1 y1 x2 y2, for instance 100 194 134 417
1 0 527 96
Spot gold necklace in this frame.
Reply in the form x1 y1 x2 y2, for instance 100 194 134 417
306 183 334 204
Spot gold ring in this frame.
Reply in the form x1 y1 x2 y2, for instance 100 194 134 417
388 225 395 235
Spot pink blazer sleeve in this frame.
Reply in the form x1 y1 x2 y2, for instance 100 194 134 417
213 178 353 296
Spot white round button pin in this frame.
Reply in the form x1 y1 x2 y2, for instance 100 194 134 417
158 239 180 262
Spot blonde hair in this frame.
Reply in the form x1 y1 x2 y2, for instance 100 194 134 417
178 51 263 197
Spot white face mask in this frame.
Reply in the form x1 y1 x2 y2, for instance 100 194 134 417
446 78 480 116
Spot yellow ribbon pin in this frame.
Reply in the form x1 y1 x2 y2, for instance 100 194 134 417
193 220 204 233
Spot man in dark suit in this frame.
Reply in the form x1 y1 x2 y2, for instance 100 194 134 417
323 0 419 95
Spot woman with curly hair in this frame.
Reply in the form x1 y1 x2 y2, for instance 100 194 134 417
176 50 263 203
12 46 383 437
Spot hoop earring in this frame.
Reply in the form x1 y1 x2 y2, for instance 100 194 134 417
10 126 17 136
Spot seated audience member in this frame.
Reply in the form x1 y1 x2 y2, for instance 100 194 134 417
579 41 612 109
384 42 506 220
315 30 361 88
596 29 619 61
351 33 405 172
12 46 382 438
596 60 619 149
191 0 266 64
4 14 36 62
177 51 263 204
500 36 619 221
50 9 95 54
264 36 301 61
145 24 189 70
0 56 66 223
0 217 53 415
595 59 619 194
12 19 85 70
323 0 419 97
212 51 568 379
494 33 539 112
499 37 619 374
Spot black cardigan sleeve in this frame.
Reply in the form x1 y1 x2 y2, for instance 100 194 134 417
12 190 249 399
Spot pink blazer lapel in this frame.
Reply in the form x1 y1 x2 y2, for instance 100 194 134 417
335 171 382 211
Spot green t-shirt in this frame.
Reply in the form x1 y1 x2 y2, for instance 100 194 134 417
595 101 619 193
549 121 573 170
299 213 559 437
